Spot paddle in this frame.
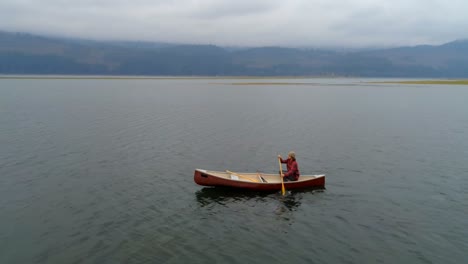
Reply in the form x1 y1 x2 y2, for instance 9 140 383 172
278 157 286 195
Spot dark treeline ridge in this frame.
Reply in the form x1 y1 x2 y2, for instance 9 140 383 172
1 31 468 77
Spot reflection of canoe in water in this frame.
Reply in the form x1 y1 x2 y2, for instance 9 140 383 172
194 169 325 191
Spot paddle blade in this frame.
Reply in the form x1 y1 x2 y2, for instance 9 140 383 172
281 182 286 195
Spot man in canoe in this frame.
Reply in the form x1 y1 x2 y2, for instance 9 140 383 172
278 151 300 181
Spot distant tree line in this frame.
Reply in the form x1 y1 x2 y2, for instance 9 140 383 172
1 31 468 77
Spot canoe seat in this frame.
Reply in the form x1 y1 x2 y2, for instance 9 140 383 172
228 171 260 182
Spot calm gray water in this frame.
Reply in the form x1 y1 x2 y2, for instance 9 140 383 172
0 78 467 264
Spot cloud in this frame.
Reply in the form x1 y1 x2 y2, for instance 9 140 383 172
0 0 467 47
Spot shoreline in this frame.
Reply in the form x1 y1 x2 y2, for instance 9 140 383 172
1 75 467 85
0 75 338 80
373 80 468 85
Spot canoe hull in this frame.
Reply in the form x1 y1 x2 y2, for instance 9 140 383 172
194 169 325 191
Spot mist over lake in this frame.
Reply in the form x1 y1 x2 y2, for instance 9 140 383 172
1 77 467 263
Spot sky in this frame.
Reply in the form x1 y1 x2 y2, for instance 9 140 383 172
1 0 467 48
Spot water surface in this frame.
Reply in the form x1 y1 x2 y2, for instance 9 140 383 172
0 78 467 263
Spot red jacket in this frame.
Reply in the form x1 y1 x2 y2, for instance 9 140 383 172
280 158 300 180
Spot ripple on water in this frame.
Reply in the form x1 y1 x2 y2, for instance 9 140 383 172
1 79 468 263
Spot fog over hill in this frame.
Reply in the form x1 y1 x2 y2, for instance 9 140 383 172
1 31 467 77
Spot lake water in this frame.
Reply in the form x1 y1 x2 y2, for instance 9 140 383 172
0 77 467 263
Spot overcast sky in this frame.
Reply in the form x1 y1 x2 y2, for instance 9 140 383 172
1 0 467 47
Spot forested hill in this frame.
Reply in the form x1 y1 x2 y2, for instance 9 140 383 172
1 31 467 77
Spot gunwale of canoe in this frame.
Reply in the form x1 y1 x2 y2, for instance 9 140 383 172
205 170 324 184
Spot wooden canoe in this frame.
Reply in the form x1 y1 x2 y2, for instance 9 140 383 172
194 169 325 191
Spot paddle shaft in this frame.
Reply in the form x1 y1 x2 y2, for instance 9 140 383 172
278 157 286 195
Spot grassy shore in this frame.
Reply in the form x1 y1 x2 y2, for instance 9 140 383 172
230 82 313 85
377 80 468 85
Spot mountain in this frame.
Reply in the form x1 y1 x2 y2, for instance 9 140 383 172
1 31 467 77
358 40 468 77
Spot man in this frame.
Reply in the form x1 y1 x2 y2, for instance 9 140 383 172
278 151 300 181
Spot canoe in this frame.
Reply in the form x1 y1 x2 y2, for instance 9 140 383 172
194 169 325 191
